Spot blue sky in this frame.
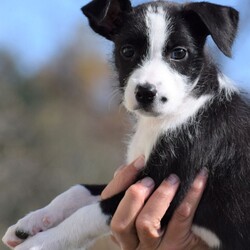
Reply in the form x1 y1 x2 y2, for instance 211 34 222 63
0 0 249 90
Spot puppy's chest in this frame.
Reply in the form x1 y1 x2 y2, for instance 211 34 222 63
126 119 165 163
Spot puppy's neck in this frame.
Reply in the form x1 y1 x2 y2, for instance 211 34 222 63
126 93 212 163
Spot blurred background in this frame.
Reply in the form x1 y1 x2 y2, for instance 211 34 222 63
0 0 249 249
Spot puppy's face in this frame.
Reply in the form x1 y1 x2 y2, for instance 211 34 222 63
82 0 238 117
114 4 205 117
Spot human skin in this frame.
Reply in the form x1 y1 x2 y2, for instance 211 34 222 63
101 156 210 250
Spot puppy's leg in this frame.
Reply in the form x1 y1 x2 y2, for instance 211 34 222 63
2 185 105 249
12 193 123 250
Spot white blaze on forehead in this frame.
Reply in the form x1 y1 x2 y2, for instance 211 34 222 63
145 6 172 59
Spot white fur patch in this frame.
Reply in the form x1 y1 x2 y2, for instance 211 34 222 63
124 5 179 115
146 6 171 60
60 203 110 248
2 185 100 249
192 225 221 248
218 73 238 99
12 203 110 250
127 94 212 162
48 185 100 220
124 59 192 116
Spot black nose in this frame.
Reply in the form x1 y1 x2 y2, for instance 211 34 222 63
135 83 157 105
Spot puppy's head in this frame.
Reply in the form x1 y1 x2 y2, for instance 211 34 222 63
82 0 239 117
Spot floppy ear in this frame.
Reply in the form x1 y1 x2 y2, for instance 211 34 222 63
81 0 132 40
184 2 239 57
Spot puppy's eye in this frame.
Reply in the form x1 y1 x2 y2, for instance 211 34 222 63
170 47 187 60
120 45 135 59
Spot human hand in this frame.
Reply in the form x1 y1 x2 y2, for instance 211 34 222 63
101 156 209 250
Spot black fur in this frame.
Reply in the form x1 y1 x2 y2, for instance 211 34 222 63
82 1 250 249
82 184 107 196
184 2 239 57
82 0 132 40
99 83 250 250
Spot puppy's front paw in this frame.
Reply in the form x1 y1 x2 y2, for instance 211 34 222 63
2 208 54 249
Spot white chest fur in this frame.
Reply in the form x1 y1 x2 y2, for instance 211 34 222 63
126 117 165 163
126 94 212 163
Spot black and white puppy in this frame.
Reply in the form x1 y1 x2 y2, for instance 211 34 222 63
3 0 250 249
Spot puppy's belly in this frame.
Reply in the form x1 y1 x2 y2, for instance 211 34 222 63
192 225 221 248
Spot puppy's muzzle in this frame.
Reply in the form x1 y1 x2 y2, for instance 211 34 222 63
135 83 157 106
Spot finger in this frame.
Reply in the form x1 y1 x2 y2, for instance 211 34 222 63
136 174 180 249
113 164 126 178
101 156 145 199
111 177 155 250
162 168 208 245
110 235 120 246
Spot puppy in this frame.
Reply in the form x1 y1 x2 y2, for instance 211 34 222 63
3 0 250 249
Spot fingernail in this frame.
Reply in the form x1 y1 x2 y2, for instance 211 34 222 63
140 177 154 188
134 156 145 170
199 167 209 178
167 174 179 185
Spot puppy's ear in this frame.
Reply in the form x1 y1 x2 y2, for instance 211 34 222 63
184 2 239 57
82 0 132 40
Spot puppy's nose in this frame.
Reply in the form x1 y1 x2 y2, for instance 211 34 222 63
135 83 157 105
